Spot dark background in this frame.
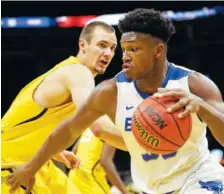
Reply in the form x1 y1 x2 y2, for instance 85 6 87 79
2 1 224 170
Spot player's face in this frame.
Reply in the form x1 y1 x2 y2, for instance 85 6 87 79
85 28 117 75
120 32 162 80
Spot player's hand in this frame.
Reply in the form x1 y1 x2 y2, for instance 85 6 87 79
54 150 81 169
6 164 35 194
154 88 203 118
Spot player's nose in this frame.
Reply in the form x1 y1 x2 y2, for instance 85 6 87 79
103 47 113 57
122 51 132 63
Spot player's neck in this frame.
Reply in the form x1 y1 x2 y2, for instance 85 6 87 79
136 60 169 94
76 53 98 77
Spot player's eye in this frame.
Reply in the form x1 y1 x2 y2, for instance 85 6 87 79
111 45 116 51
129 47 139 52
98 43 107 48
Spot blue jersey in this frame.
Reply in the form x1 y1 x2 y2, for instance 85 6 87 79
115 62 209 193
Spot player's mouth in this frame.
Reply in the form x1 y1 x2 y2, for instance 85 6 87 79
122 63 133 73
99 59 109 67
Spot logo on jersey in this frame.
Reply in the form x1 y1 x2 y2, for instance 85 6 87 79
126 106 134 110
133 113 160 148
143 106 168 130
125 117 132 131
199 180 223 194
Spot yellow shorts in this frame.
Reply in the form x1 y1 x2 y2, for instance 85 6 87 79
1 160 67 194
67 168 110 194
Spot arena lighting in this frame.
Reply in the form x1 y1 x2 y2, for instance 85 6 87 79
56 15 97 27
1 6 224 28
1 17 55 28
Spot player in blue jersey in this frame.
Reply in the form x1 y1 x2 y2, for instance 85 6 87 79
8 8 224 194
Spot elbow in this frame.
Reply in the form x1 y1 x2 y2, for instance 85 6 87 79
90 123 102 137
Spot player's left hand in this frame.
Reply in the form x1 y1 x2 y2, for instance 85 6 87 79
53 150 81 169
154 88 204 118
6 164 36 194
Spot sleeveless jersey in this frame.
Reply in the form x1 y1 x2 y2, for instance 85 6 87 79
76 129 106 175
2 56 81 168
115 63 209 193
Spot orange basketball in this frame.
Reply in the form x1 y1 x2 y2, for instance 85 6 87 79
131 96 192 155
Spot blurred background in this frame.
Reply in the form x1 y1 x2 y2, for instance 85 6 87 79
2 1 224 191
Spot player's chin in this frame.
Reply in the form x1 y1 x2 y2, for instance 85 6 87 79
95 67 106 74
123 71 135 81
96 69 105 75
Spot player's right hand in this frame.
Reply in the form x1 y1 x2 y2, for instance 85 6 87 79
6 164 36 194
54 150 81 169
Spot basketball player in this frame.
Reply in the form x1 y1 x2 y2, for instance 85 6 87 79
8 8 224 194
67 128 128 194
2 21 117 194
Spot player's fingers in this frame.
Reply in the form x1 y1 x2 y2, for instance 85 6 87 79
6 174 16 185
59 154 71 168
154 91 185 99
73 156 81 169
167 98 190 113
71 157 81 169
76 159 81 168
7 173 14 180
178 106 192 118
9 180 20 193
157 88 182 93
157 88 170 93
25 178 35 194
68 153 80 169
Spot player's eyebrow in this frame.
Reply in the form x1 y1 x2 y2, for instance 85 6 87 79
98 40 117 47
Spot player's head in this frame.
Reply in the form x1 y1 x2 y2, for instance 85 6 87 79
118 8 176 80
78 21 117 75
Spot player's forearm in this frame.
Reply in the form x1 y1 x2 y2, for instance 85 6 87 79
101 161 127 194
198 101 224 146
26 118 82 174
99 131 128 151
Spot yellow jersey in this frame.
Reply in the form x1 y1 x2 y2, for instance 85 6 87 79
76 129 105 176
67 129 110 194
1 56 81 168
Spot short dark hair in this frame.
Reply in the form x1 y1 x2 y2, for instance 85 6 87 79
80 21 115 43
118 8 176 43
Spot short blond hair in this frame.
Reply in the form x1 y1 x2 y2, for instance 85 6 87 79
79 21 115 43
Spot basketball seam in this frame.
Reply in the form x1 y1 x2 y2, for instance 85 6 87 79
138 107 181 147
150 97 186 141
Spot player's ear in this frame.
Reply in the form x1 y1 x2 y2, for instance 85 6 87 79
79 39 88 54
154 43 165 58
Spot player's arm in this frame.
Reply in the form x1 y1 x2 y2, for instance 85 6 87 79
27 81 107 173
155 72 224 146
62 64 95 108
91 116 128 151
188 72 224 146
100 143 128 194
7 79 115 193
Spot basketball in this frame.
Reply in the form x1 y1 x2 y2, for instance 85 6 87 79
131 96 192 155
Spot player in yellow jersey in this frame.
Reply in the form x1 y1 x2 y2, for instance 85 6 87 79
67 129 128 194
2 21 117 194
8 8 224 194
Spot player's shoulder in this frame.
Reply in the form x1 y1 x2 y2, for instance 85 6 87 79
95 78 117 93
188 71 222 101
56 63 94 85
59 63 92 77
90 78 117 104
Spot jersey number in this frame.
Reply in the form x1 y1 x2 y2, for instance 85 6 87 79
142 151 177 161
